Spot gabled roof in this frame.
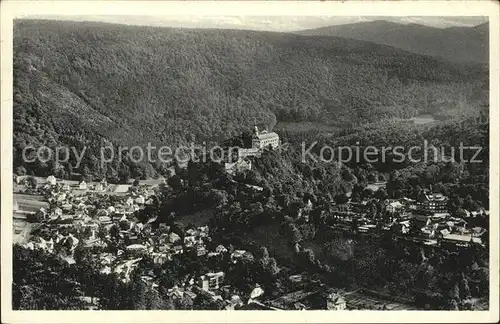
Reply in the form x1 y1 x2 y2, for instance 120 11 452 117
388 201 403 208
254 131 279 141
250 286 264 299
169 232 181 242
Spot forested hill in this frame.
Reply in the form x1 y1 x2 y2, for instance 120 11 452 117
297 20 489 64
13 19 488 179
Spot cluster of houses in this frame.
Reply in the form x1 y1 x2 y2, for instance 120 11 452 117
398 192 487 248
21 176 164 264
16 170 487 311
163 276 267 310
45 175 109 192
18 175 286 310
267 289 347 311
18 175 353 311
306 187 488 249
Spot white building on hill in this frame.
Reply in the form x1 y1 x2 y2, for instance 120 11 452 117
252 126 279 150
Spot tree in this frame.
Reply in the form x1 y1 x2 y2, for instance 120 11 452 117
209 189 228 207
145 288 164 310
302 165 313 179
459 277 471 299
27 209 45 222
96 273 126 309
299 249 316 267
334 194 349 205
341 169 355 182
455 208 468 219
109 224 120 241
367 173 377 183
13 245 85 310
52 161 65 179
258 247 280 278
259 246 270 260
82 165 93 182
175 295 194 310
193 292 219 310
118 164 131 183
351 184 364 202
16 166 27 176
449 298 459 310
448 283 460 302
409 218 422 236
67 163 74 180
288 223 302 244
130 271 148 310
310 208 325 226
351 217 359 233
362 188 374 200
374 188 388 200
167 175 183 190
25 176 37 189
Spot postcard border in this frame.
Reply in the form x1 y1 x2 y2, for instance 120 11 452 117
1 1 499 323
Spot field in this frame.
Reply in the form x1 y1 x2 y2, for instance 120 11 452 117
107 184 132 194
412 114 437 125
13 193 49 244
14 193 49 212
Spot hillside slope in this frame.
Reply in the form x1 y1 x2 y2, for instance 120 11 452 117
13 19 488 178
297 20 489 64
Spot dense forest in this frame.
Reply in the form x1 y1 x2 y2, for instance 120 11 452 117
13 121 490 309
13 19 488 179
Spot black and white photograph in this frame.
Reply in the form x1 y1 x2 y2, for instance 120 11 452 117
1 1 499 323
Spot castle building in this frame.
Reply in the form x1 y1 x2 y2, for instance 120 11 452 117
252 126 280 150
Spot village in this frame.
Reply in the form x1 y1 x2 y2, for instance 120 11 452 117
11 124 490 311
12 162 489 311
13 173 274 310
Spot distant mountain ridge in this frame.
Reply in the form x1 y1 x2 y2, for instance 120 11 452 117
297 20 489 64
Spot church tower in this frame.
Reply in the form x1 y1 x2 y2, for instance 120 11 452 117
253 125 259 136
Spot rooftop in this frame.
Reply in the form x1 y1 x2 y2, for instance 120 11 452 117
254 131 279 141
442 234 473 242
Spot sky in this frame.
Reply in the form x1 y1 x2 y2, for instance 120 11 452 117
23 15 489 32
